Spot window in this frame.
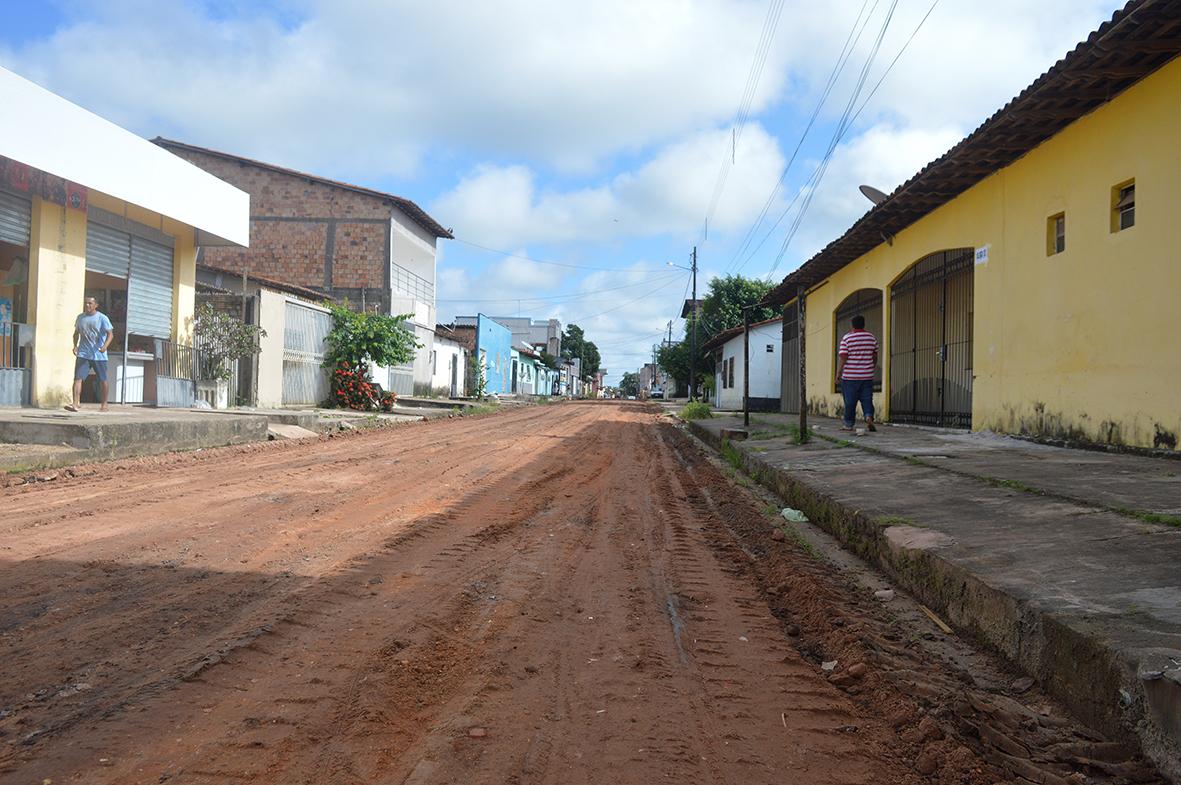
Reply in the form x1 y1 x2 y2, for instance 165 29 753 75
766 344 774 353
728 356 735 388
1112 180 1135 232
1047 213 1065 255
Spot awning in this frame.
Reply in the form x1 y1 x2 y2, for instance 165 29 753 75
0 67 249 247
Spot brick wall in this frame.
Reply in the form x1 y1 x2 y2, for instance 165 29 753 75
168 147 391 310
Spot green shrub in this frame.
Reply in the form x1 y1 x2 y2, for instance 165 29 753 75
680 401 713 420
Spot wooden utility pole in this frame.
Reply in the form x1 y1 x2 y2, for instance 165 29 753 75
743 305 750 428
689 246 698 401
798 286 807 442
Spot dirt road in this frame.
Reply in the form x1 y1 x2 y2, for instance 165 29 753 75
0 403 1159 784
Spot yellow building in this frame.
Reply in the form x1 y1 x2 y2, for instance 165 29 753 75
765 1 1181 452
0 67 248 408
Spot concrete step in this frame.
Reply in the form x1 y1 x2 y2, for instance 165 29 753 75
267 423 319 440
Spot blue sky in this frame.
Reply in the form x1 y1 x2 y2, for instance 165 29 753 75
1 0 1123 382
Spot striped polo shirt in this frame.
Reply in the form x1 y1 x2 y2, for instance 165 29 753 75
838 329 877 380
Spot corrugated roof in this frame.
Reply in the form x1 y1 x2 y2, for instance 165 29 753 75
701 315 782 352
763 0 1181 306
153 137 453 240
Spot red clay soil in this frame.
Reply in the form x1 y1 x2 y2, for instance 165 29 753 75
0 402 1163 784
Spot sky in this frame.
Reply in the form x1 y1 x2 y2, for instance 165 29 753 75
0 0 1125 384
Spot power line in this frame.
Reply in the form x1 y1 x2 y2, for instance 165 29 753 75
727 0 875 274
732 0 898 282
763 0 937 281
700 0 786 245
568 273 688 323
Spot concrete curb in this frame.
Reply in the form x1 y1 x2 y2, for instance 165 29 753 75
0 414 269 473
686 419 1180 782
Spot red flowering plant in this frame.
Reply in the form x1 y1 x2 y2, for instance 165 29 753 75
322 303 419 412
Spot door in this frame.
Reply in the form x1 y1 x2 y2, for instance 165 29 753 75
779 300 800 413
889 249 973 427
449 354 458 397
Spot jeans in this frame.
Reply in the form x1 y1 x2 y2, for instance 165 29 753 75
840 378 874 427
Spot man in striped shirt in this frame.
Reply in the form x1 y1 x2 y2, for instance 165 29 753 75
835 314 877 432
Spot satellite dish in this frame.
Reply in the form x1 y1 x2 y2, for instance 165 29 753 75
859 184 889 205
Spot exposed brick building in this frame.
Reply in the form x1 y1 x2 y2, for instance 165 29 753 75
154 138 452 395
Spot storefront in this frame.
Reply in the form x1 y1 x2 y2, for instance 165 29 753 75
0 185 32 404
1 65 249 408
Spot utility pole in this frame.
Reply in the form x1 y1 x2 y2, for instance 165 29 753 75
689 246 698 401
798 286 807 442
743 305 750 428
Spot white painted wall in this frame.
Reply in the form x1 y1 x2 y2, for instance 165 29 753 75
256 289 287 408
390 210 440 393
716 321 781 410
430 333 466 396
0 67 249 246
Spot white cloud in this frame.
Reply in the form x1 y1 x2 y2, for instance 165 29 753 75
433 123 787 247
0 1 1121 185
781 123 965 269
0 0 791 178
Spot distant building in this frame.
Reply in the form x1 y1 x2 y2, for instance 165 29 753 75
453 315 561 357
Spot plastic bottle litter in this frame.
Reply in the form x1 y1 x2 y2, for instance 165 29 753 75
781 508 809 523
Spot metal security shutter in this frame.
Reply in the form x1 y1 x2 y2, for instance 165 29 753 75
85 221 131 278
127 237 174 338
0 190 31 246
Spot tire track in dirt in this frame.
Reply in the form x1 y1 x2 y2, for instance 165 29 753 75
5 402 1147 785
0 404 605 779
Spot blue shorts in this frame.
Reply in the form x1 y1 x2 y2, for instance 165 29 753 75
75 357 109 383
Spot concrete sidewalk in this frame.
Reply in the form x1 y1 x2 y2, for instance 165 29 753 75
682 409 1181 780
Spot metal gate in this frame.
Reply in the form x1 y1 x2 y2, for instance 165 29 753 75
780 300 800 413
889 248 974 427
282 301 331 405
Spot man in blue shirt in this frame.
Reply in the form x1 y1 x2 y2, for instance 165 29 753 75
68 296 114 412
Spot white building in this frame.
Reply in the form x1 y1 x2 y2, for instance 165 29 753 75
705 317 782 411
430 326 468 398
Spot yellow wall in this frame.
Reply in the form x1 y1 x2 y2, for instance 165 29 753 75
25 190 201 407
27 198 88 407
803 55 1181 450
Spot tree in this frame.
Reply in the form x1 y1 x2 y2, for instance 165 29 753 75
322 302 419 411
561 323 601 378
539 350 559 371
661 274 776 394
323 302 418 369
656 340 690 392
699 275 776 349
619 372 640 398
193 303 266 382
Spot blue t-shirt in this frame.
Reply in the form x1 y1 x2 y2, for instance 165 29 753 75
75 312 113 361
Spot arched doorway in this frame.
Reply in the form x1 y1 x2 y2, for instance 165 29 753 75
833 288 883 393
889 249 974 427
